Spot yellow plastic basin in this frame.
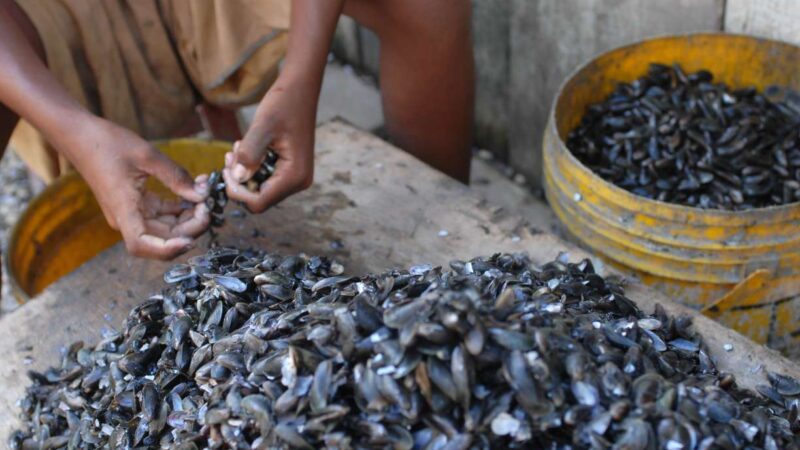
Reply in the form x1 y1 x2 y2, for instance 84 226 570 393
5 139 231 302
543 33 800 346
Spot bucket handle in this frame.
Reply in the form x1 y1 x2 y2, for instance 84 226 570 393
701 269 772 318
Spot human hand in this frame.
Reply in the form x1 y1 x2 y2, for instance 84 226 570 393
66 118 210 259
223 81 316 213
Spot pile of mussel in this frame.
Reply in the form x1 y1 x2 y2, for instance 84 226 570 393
568 63 800 210
10 248 800 449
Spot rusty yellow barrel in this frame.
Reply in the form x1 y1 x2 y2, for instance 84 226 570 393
5 139 231 302
543 34 800 347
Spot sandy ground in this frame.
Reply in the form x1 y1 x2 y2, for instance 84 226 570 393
0 151 34 312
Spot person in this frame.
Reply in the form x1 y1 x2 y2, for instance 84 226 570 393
0 0 474 260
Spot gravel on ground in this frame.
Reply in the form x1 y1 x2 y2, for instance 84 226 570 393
0 149 34 313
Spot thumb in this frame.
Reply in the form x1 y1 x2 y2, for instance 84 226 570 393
231 127 272 182
144 150 207 203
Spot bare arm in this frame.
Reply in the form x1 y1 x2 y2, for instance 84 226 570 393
0 0 92 158
0 0 209 259
224 0 344 212
281 0 343 96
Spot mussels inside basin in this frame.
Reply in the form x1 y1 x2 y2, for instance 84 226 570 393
567 63 800 210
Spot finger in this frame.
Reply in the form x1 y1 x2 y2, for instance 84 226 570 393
171 203 210 237
222 166 262 208
223 161 310 213
143 150 209 203
232 132 272 182
122 210 193 260
257 165 312 209
178 207 194 223
144 218 174 237
158 215 179 226
144 203 209 239
97 200 119 230
142 192 190 218
230 141 259 183
136 235 194 260
195 174 209 184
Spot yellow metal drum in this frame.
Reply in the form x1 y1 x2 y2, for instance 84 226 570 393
5 139 231 302
543 34 800 346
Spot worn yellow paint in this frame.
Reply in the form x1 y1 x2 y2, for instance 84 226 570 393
5 139 231 302
543 34 800 344
702 269 772 316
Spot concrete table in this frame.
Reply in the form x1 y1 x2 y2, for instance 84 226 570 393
0 121 797 436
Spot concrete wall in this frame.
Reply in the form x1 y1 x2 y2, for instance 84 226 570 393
332 0 800 188
724 0 800 46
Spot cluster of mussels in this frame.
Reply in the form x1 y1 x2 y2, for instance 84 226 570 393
11 248 800 449
206 151 278 242
568 63 800 210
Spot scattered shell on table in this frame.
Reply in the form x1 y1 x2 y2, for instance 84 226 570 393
10 247 800 449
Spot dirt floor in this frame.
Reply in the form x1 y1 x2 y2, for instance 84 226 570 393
0 151 34 312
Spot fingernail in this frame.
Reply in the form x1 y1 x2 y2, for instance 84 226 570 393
194 174 208 184
232 164 248 182
194 181 209 196
225 152 233 166
233 141 240 152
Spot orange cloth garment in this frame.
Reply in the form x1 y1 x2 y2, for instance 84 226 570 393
10 0 289 182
